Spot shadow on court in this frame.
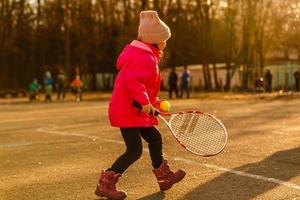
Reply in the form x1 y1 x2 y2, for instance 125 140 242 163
136 191 165 200
180 147 300 200
93 187 165 200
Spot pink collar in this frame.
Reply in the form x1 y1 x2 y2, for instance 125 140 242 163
130 40 160 62
130 40 153 53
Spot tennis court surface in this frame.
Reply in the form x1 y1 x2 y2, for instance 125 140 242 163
1 98 300 200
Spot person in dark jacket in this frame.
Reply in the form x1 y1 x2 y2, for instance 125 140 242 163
264 69 273 93
294 69 300 92
180 65 190 98
56 69 67 100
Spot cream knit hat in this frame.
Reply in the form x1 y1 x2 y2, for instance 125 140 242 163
138 10 171 44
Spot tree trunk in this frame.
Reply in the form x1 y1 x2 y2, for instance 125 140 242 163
64 0 71 75
212 63 220 90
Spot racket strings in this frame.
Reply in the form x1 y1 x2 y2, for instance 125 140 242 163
177 114 193 135
170 113 226 156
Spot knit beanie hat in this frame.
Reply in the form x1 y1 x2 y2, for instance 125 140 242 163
138 10 171 44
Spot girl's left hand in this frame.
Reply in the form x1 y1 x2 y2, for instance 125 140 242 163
141 104 156 114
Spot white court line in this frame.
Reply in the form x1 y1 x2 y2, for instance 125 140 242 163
0 116 67 124
1 105 104 116
0 106 106 124
36 126 300 191
0 116 98 124
0 142 33 148
0 118 49 124
0 125 22 131
37 126 123 144
59 123 99 129
173 157 300 191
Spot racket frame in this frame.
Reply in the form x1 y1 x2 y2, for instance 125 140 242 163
163 111 227 156
132 101 227 156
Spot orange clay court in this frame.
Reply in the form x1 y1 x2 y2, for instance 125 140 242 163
0 98 300 200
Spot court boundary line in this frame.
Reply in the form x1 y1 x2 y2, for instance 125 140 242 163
36 126 300 191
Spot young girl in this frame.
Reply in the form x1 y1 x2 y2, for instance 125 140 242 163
95 10 185 199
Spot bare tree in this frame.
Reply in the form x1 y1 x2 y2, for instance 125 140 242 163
0 0 297 91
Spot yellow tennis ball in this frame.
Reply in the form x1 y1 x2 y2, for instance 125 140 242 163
160 100 171 112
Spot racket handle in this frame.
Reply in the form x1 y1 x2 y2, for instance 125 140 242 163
132 100 159 116
132 100 143 110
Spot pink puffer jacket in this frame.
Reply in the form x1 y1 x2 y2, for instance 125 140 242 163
108 40 161 127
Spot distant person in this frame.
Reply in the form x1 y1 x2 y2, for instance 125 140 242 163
253 72 264 93
71 75 83 102
94 11 185 200
168 67 179 99
254 73 264 93
180 65 190 98
264 69 273 93
294 69 300 92
28 78 41 101
44 70 53 102
56 69 67 100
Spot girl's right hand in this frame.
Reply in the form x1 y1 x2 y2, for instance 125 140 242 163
141 104 156 114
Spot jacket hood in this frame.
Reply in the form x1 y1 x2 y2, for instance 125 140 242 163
116 40 160 70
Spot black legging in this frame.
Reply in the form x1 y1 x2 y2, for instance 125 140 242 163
108 127 163 174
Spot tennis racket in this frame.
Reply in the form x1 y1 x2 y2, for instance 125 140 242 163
132 101 227 157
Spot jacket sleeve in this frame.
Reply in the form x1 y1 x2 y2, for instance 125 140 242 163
123 58 156 106
152 97 161 109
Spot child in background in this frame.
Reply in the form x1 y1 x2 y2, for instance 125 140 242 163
28 78 41 101
71 75 83 102
95 10 185 200
56 69 67 100
44 70 53 102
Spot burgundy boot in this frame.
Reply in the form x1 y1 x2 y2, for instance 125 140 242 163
152 160 186 191
95 170 127 199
